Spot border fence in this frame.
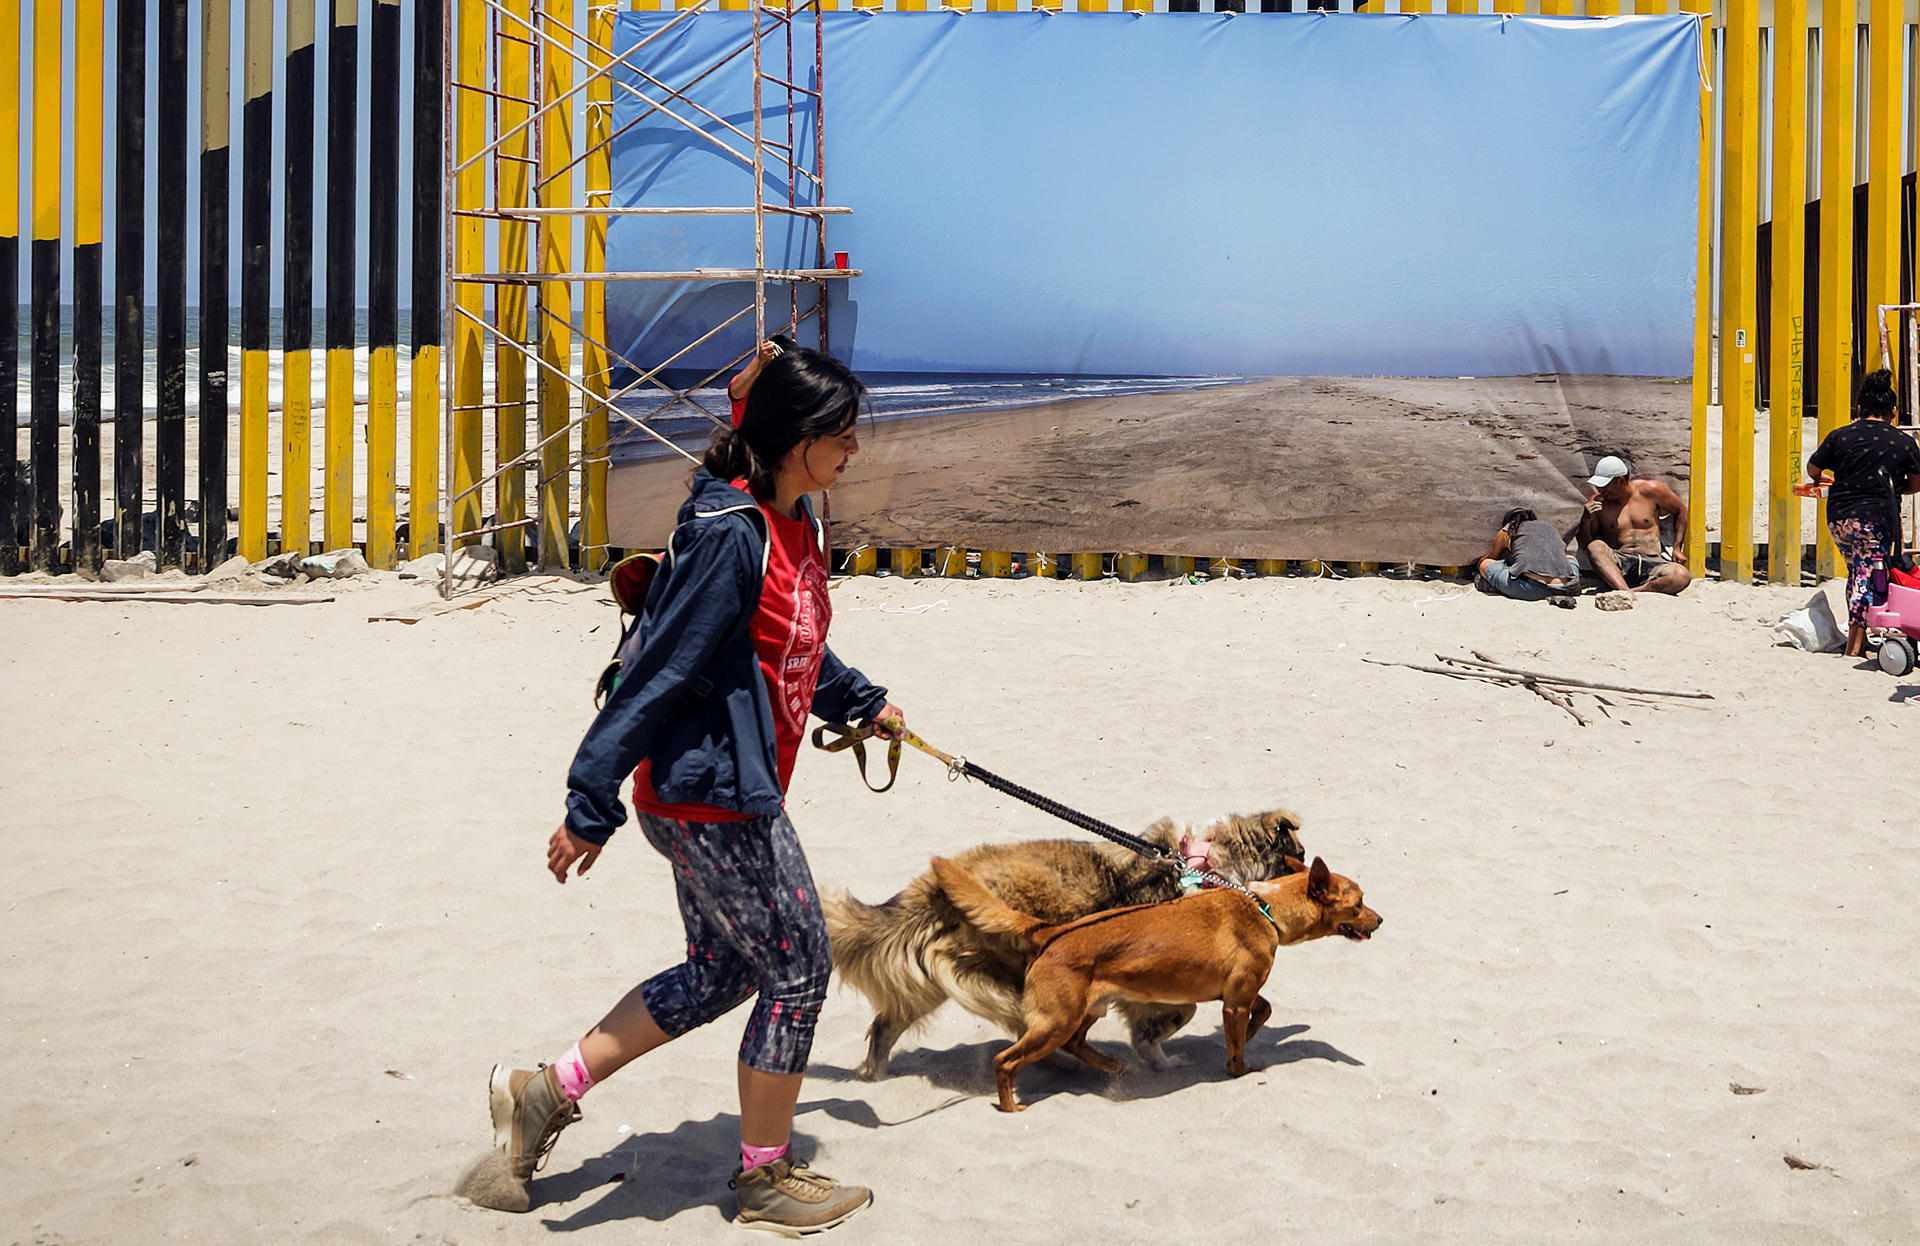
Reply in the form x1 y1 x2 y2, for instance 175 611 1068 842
3 0 1917 586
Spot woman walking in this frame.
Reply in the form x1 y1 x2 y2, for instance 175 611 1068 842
472 344 902 1235
1807 368 1920 658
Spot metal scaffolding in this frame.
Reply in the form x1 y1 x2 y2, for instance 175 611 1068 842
442 0 855 591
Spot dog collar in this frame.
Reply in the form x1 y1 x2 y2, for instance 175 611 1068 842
1182 865 1277 931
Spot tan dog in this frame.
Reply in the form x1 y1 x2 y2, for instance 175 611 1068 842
930 855 1381 1112
824 810 1307 1078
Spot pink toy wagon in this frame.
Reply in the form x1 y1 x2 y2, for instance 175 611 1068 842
1867 581 1920 676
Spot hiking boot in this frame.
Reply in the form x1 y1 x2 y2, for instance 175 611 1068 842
730 1158 873 1236
475 1063 581 1213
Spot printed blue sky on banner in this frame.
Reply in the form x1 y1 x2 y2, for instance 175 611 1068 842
607 12 1700 379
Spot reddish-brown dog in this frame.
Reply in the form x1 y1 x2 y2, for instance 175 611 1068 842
930 855 1382 1112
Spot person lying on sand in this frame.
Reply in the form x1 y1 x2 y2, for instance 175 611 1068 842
1473 508 1580 606
1576 456 1691 596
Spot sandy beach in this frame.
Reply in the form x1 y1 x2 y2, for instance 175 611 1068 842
608 375 1692 564
4 562 1917 1244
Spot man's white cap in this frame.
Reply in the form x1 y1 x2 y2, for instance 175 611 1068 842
1586 455 1631 488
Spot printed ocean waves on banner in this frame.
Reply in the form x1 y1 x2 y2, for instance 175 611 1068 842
605 373 1253 462
11 307 421 425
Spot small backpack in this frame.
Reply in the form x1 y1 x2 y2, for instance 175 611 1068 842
590 502 777 709
593 552 665 708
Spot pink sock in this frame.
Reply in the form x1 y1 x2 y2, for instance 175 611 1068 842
553 1042 595 1102
740 1141 789 1172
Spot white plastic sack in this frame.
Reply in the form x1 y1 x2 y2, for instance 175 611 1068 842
1774 591 1846 652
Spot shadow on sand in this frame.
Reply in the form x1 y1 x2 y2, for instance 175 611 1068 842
526 1023 1359 1229
807 1020 1363 1108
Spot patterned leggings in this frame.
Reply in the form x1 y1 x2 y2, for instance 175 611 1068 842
1830 516 1893 628
634 810 831 1076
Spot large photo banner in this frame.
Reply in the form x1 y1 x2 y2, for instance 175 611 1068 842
604 12 1702 564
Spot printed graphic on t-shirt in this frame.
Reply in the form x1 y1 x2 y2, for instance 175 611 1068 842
776 537 828 735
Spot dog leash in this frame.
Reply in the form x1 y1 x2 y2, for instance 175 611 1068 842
810 720 1276 927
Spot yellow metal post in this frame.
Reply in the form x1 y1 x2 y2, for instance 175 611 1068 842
937 546 968 577
407 0 442 560
1071 552 1104 580
28 0 61 572
1719 0 1761 584
1768 0 1807 583
1635 0 1671 11
539 0 573 570
364 0 401 570
1539 0 1574 15
453 0 486 550
978 551 1013 578
1446 0 1476 13
1683 0 1712 578
845 547 877 575
0 0 17 575
1814 0 1856 578
283 0 315 557
324 0 359 555
581 0 612 571
238 0 270 560
1254 558 1287 575
72 0 104 573
496 0 532 573
1028 553 1059 578
893 548 923 576
1864 0 1899 375
1586 0 1620 15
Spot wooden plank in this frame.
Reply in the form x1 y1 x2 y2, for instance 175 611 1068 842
0 589 335 604
366 574 571 622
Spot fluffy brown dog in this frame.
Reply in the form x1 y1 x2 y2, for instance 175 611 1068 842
931 854 1382 1112
823 809 1306 1079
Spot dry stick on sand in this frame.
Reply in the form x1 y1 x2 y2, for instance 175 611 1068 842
1449 653 1713 700
1362 658 1592 726
1527 682 1591 726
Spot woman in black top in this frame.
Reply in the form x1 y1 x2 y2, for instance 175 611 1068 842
1806 369 1920 657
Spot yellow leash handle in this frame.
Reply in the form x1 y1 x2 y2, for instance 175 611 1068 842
810 720 972 792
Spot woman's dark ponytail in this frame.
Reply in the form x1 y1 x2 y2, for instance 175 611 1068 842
703 345 865 498
702 428 759 489
1856 368 1898 418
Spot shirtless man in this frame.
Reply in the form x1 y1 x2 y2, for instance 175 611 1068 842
1576 456 1690 595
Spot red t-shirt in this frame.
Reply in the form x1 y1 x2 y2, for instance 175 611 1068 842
632 492 831 822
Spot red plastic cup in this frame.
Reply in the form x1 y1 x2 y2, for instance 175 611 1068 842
833 251 849 270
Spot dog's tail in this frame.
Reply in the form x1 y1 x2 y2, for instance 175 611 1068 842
822 883 950 1013
929 857 1047 950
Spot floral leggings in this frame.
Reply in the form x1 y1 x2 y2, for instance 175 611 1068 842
634 809 830 1076
1830 516 1894 628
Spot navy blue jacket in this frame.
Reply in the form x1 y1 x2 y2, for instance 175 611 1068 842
564 470 889 844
